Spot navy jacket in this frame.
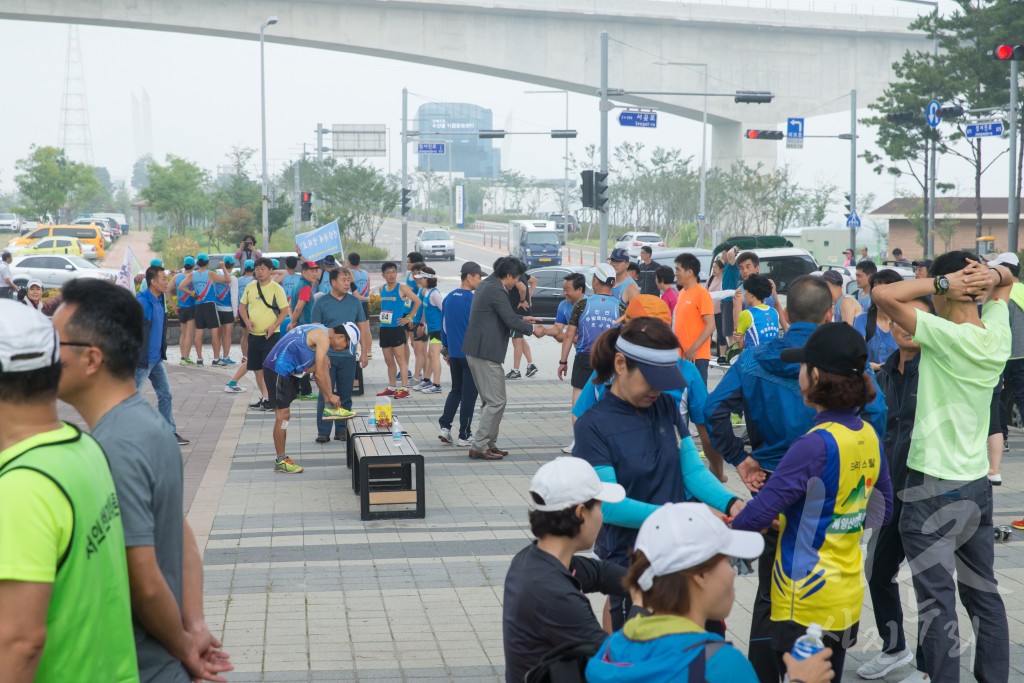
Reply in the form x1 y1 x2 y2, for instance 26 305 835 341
875 351 920 494
703 321 888 472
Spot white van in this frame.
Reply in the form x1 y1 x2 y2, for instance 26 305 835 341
508 220 562 268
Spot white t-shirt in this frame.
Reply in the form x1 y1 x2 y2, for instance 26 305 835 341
0 261 12 288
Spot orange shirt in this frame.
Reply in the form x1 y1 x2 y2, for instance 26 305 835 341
672 284 714 360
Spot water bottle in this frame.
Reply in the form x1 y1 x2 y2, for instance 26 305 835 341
392 419 403 450
783 623 825 682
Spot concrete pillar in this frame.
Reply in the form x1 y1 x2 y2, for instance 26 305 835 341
711 120 778 171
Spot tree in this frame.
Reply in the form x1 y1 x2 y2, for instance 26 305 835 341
132 155 153 191
140 155 209 233
317 160 398 246
14 145 107 220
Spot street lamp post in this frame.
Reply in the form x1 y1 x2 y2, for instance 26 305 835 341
524 90 571 244
259 15 278 253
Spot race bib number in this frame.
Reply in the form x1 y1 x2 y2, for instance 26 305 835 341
380 310 394 325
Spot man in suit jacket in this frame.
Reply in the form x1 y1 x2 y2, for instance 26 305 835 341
463 257 541 460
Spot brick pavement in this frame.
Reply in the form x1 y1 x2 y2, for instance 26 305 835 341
59 321 1024 682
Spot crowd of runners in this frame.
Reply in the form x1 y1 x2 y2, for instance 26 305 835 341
5 233 1022 683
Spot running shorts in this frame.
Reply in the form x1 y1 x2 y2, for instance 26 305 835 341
194 302 220 330
379 326 406 349
217 309 234 325
247 332 280 372
428 330 442 343
571 352 593 390
264 367 300 410
178 306 195 324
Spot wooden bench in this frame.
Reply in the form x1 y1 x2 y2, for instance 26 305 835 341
345 415 408 469
347 418 424 521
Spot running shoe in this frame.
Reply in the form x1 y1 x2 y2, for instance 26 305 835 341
560 440 575 454
224 383 246 393
525 363 539 377
261 400 275 412
179 358 195 366
377 387 397 397
322 406 357 421
298 393 318 401
211 358 225 366
856 649 914 680
315 435 330 444
422 384 442 394
505 369 522 380
393 388 410 399
1013 518 1024 530
248 398 265 409
274 457 304 474
715 355 727 366
412 379 432 392
457 437 472 447
222 358 237 365
196 359 204 366
175 433 190 445
438 428 453 444
988 473 1002 486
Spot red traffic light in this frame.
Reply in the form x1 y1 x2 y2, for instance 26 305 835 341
995 44 1014 60
745 130 784 140
747 130 759 139
301 191 311 202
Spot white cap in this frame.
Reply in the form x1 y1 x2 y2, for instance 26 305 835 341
593 262 617 285
341 322 360 349
0 300 60 373
529 456 625 512
988 252 1020 268
27 279 43 290
635 503 765 591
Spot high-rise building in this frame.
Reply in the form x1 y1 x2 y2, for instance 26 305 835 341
132 89 153 161
415 102 500 178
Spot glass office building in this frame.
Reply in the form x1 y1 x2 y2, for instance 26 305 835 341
415 102 500 178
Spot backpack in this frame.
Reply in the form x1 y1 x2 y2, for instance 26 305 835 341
524 637 728 683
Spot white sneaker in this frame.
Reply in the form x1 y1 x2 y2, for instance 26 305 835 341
438 428 452 444
856 649 914 680
457 437 472 447
561 440 575 454
224 384 246 393
412 379 432 392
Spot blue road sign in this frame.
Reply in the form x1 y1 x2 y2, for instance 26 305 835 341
618 111 657 128
417 142 446 154
926 100 941 128
846 210 861 229
966 121 1004 139
787 118 804 139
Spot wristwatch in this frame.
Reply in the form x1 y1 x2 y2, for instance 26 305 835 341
934 275 950 295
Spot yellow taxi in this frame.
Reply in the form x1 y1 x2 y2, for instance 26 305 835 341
8 224 105 260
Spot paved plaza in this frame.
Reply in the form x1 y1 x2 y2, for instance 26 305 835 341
66 231 1024 681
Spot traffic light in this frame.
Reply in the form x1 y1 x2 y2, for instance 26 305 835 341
300 191 312 221
991 44 1024 60
844 193 853 221
580 170 595 208
936 105 965 119
885 111 917 125
401 188 412 216
745 130 784 140
594 172 609 213
734 91 773 104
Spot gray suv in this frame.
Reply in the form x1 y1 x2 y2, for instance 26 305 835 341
548 213 580 234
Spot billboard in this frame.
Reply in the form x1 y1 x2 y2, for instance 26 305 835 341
331 124 386 157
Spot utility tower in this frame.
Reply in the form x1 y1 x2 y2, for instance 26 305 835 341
58 25 94 166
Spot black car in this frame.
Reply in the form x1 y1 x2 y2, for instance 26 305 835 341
526 265 595 319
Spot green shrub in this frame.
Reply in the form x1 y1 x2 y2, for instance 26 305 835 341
163 236 202 268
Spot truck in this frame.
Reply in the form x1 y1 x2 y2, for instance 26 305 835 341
780 226 863 266
509 219 562 267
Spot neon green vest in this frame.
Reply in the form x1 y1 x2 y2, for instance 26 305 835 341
0 424 139 682
771 419 882 632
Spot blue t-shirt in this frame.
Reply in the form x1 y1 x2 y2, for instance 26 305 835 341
281 272 302 300
721 262 740 291
853 313 899 365
574 391 687 564
442 289 474 359
138 290 165 365
555 299 574 325
351 267 370 298
379 282 405 328
238 274 254 293
310 292 366 358
317 271 332 295
264 324 327 376
572 359 706 431
574 294 621 354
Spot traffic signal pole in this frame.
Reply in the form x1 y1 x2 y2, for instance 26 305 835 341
599 31 609 261
850 89 857 254
401 87 409 277
1010 59 1019 253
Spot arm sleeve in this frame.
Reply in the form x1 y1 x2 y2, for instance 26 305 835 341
0 470 72 583
682 361 708 425
429 289 443 308
679 436 737 513
569 555 628 597
571 375 604 419
735 309 753 336
732 433 826 531
568 299 587 328
702 364 750 466
593 466 660 528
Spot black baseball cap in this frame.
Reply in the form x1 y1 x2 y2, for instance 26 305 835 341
820 270 844 286
780 323 868 377
460 261 483 276
912 259 933 268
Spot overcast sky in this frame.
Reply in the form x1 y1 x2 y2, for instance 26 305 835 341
0 1 1014 227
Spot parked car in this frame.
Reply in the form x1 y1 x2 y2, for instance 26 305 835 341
745 248 819 303
414 228 456 261
73 218 113 245
526 265 596 319
91 212 129 235
8 225 106 260
547 213 580 234
648 248 714 281
10 236 84 257
613 231 665 258
10 254 118 289
819 263 914 298
0 213 21 233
